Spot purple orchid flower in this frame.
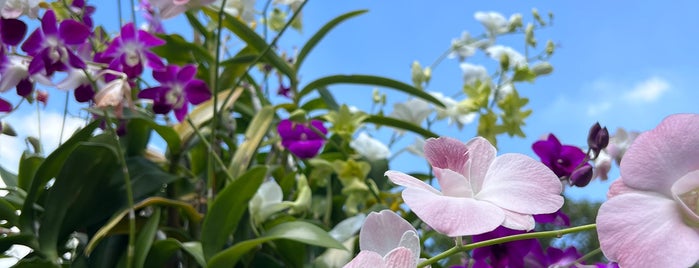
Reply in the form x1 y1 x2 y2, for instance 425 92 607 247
277 119 328 159
137 64 211 121
524 241 583 268
70 0 96 29
532 134 587 178
0 98 11 112
20 10 91 76
98 22 165 79
468 226 537 268
0 18 29 94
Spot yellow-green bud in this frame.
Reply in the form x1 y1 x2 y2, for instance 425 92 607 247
531 62 554 76
532 8 546 26
411 61 424 88
546 40 555 56
508 13 523 32
288 109 308 123
499 53 510 70
269 8 287 32
525 23 536 47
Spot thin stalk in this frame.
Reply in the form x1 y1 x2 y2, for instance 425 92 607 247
59 91 69 146
187 118 235 183
102 111 136 268
35 101 42 153
418 224 597 268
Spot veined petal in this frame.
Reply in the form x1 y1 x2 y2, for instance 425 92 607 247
424 137 470 174
397 231 420 263
59 19 90 45
597 192 699 268
620 114 699 196
464 137 497 193
343 250 385 268
402 187 504 236
607 177 633 199
499 209 535 231
359 210 416 256
385 171 440 195
476 153 563 215
433 167 472 198
384 247 416 268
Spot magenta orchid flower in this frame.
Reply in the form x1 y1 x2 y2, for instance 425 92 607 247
596 114 699 268
98 22 165 78
344 210 421 268
148 0 217 19
386 137 563 236
277 119 327 159
532 134 587 178
138 64 211 121
20 10 90 76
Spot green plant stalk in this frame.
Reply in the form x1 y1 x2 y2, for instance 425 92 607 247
187 118 235 183
417 224 597 268
103 111 136 268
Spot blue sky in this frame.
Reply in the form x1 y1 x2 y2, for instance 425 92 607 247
1 1 698 202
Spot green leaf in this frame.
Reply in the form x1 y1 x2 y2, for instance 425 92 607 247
207 221 345 268
174 88 244 145
0 234 34 254
227 106 275 179
0 164 17 187
20 120 100 234
151 33 214 65
364 115 439 138
145 239 206 267
298 75 445 108
317 87 340 110
133 208 161 268
202 7 296 86
201 166 267 261
17 153 42 191
39 143 118 260
295 10 368 70
0 197 18 227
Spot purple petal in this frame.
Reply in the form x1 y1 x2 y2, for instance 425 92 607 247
287 140 324 158
101 38 123 58
0 98 11 112
20 30 44 55
402 187 504 236
74 84 94 102
308 120 328 136
476 153 563 215
153 65 178 83
532 134 561 166
144 50 165 70
121 23 136 40
59 20 90 45
41 10 58 36
16 78 33 97
174 105 188 121
620 114 699 196
138 28 165 47
277 119 300 140
177 64 197 84
67 51 86 69
138 86 167 100
184 79 210 104
596 192 699 268
1 18 27 46
359 210 416 256
27 51 47 75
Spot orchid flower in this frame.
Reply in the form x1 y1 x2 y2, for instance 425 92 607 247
596 114 699 267
99 22 165 78
429 91 476 128
474 11 509 37
386 137 563 236
21 10 90 76
344 210 421 268
485 45 527 69
532 133 587 178
1 0 40 19
459 63 489 85
277 119 327 159
148 0 217 19
350 132 391 161
389 98 432 132
137 64 211 121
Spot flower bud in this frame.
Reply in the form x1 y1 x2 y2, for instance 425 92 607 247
531 62 553 76
499 52 510 70
1 122 16 136
569 164 593 187
545 40 555 56
588 122 610 157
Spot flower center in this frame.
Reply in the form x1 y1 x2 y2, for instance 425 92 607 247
122 42 142 67
678 188 699 227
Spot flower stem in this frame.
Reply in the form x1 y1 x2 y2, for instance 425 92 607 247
417 224 597 267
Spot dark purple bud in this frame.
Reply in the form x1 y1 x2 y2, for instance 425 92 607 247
587 122 609 157
569 164 594 187
16 78 33 97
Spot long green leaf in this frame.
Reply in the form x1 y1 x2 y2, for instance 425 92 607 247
145 239 206 267
0 198 17 226
227 106 275 179
201 166 267 261
39 143 118 260
207 221 345 268
202 7 296 85
0 164 17 187
295 10 368 70
20 120 100 234
364 115 440 138
133 208 161 268
17 153 43 191
298 75 445 108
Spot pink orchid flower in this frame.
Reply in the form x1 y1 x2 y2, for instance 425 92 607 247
386 137 563 237
596 114 699 267
344 210 420 268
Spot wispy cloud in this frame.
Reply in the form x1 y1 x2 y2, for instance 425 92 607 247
623 76 670 103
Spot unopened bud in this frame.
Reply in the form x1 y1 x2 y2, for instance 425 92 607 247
411 61 424 88
531 62 553 76
288 109 307 123
545 40 555 56
588 122 610 157
569 164 593 187
525 23 536 47
532 8 546 26
499 53 510 70
423 67 432 84
1 122 16 136
508 13 523 31
36 90 48 107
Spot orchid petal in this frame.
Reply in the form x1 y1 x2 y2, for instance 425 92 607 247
359 210 416 256
671 170 699 223
402 187 504 236
184 79 210 104
499 209 534 231
1 18 27 46
41 10 58 36
424 137 470 174
620 114 699 196
59 19 90 45
384 247 416 268
177 64 196 83
433 167 472 198
597 192 699 268
464 137 496 193
384 171 440 195
343 250 385 268
476 153 563 215
0 98 11 112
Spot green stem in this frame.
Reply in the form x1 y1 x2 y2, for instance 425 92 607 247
575 247 602 265
102 111 136 268
417 224 597 268
186 118 235 183
59 91 69 146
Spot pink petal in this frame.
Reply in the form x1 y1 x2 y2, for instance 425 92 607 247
500 209 535 231
433 167 472 197
607 177 633 199
464 137 496 193
476 153 563 215
385 171 441 195
384 247 416 268
397 231 420 261
620 114 699 196
359 210 416 256
402 187 504 236
671 170 699 223
597 192 699 268
343 250 385 268
424 137 470 175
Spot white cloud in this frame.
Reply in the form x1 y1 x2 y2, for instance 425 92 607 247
586 101 612 117
623 76 670 103
0 111 86 174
